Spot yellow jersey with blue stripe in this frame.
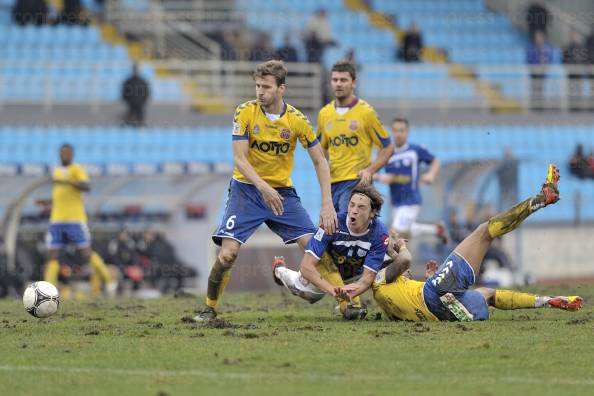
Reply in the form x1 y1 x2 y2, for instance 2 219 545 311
372 269 438 322
50 164 89 223
232 100 319 188
317 98 391 183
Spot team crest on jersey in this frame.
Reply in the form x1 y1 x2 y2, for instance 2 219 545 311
253 125 260 135
349 120 358 131
357 248 367 257
280 129 291 140
325 122 332 131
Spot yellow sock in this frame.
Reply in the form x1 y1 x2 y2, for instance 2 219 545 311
487 194 547 239
205 259 232 309
89 251 112 283
89 267 102 297
315 253 362 312
494 290 537 310
44 259 60 285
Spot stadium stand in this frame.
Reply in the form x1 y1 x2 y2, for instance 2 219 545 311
0 0 186 104
1 125 593 224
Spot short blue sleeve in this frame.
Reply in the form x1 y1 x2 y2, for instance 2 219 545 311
416 145 435 164
305 227 332 259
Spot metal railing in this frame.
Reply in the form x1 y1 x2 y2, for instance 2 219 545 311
0 60 324 111
104 0 236 60
151 60 324 111
2 61 594 113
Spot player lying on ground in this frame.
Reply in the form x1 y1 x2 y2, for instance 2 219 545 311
273 184 389 319
338 164 583 321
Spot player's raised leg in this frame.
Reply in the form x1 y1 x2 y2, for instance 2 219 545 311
454 164 560 275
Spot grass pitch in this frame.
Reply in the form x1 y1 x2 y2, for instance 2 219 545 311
0 285 593 396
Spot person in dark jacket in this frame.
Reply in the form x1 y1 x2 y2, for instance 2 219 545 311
122 64 150 127
399 22 423 62
275 34 299 63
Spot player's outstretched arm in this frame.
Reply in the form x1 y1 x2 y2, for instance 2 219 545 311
307 143 337 234
300 252 337 296
232 140 284 216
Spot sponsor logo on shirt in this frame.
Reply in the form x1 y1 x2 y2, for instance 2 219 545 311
250 140 290 154
328 134 359 147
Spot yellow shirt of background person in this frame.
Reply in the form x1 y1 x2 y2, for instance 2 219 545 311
317 99 391 183
50 164 89 223
231 100 319 188
372 268 438 322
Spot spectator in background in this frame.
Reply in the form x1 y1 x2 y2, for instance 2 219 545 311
122 63 150 127
302 8 337 63
526 30 553 111
55 0 89 25
249 32 275 62
12 0 48 25
107 230 137 270
569 144 591 179
275 34 299 63
563 31 587 111
399 22 423 62
525 1 550 37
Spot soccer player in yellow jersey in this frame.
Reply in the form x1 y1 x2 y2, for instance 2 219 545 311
42 144 115 297
194 60 337 321
338 165 583 321
317 60 394 214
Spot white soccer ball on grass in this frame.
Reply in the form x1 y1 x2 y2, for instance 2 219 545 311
23 281 60 318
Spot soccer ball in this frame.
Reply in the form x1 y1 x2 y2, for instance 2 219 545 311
22 281 60 318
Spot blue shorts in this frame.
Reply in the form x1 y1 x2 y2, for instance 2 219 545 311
46 222 91 249
331 179 360 214
423 252 489 321
212 179 316 246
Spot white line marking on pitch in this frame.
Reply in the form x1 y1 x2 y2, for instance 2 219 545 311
0 366 593 386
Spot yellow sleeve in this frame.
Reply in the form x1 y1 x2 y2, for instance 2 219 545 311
366 108 391 149
317 111 328 150
73 165 89 182
232 102 253 141
297 114 319 149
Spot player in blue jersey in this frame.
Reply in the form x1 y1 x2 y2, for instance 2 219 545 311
273 184 389 319
375 118 447 243
341 164 583 321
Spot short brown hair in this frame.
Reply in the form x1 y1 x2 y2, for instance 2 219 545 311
350 184 383 216
253 60 287 86
392 117 409 127
331 60 357 80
